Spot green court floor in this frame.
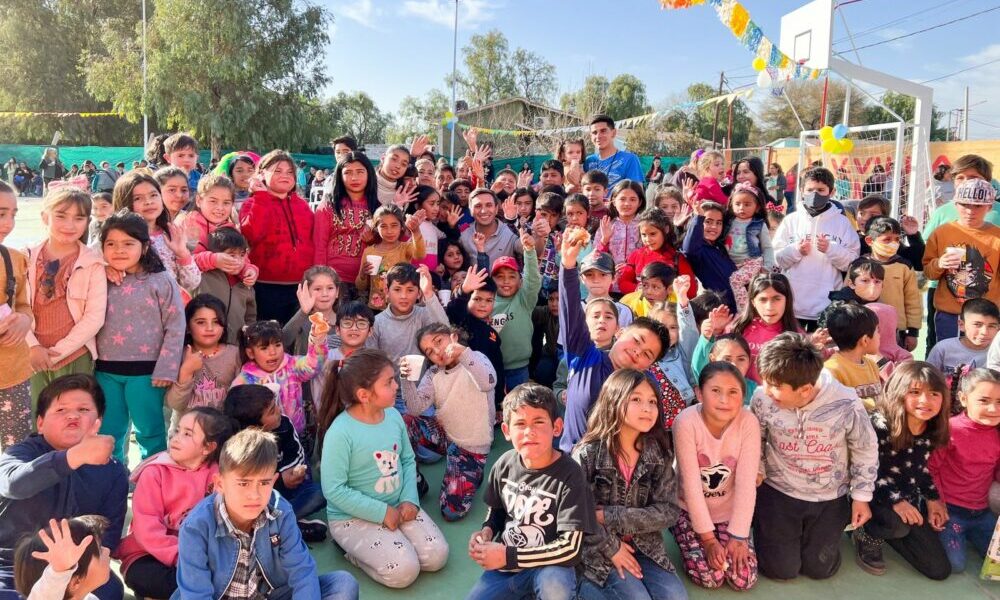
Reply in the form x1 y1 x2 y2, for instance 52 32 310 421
119 431 998 600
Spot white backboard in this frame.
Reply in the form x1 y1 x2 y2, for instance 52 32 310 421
779 0 834 70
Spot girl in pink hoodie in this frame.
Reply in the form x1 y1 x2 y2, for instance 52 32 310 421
114 407 235 600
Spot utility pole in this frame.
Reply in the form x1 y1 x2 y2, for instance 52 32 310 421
963 86 970 141
711 71 725 148
449 0 459 163
142 0 148 146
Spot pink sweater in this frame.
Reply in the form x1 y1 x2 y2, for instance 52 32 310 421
693 178 728 207
738 318 788 384
114 452 218 573
672 404 761 537
929 412 1000 510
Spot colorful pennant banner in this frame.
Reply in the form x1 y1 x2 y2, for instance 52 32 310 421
659 0 824 82
0 111 121 118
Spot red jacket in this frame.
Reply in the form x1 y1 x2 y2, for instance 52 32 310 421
239 189 315 283
619 245 697 298
693 177 728 207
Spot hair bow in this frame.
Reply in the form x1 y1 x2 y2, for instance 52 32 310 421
732 181 762 198
765 202 785 214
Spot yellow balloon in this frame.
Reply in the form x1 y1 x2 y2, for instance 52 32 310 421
752 57 767 72
822 138 839 153
840 138 854 154
819 126 834 141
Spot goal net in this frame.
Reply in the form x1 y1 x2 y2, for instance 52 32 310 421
797 122 935 223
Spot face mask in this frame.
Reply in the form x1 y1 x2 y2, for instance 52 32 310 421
871 240 900 257
801 191 831 215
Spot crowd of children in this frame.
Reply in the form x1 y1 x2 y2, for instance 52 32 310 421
0 122 999 600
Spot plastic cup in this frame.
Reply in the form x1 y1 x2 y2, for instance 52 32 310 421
366 255 383 273
438 289 452 305
945 246 966 262
402 355 425 381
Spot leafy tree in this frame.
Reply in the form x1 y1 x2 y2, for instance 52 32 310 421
758 79 868 141
861 91 948 141
606 74 650 121
391 89 451 143
511 49 557 104
83 0 332 156
560 75 610 119
0 0 138 145
332 92 392 145
684 82 754 148
452 30 558 107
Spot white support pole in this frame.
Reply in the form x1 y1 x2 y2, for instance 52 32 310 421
889 122 905 218
142 0 148 146
448 0 458 164
842 80 851 126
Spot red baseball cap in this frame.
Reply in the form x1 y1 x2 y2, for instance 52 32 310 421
490 256 519 276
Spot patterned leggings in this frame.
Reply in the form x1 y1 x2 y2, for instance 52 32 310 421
329 509 448 589
0 381 31 449
403 414 487 522
670 509 758 590
729 257 765 316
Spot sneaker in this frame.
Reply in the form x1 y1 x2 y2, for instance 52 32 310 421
853 528 886 575
298 519 328 543
416 467 429 498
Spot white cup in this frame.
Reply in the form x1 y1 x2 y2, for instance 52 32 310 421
402 355 425 381
945 246 966 262
366 255 383 273
438 289 452 305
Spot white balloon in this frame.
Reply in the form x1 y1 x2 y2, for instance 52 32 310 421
757 70 772 89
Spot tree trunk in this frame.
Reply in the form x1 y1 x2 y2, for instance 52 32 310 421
210 134 221 161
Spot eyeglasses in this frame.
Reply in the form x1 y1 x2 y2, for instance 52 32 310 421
339 319 371 330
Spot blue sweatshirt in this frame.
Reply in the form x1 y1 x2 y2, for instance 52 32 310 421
681 214 738 312
0 434 128 570
558 265 615 453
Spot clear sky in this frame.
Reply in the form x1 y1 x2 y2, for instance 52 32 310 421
320 0 1000 139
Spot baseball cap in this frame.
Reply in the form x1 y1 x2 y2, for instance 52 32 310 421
954 178 996 206
580 252 615 274
490 256 519 276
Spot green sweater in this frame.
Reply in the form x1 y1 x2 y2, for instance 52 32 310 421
321 408 419 523
491 249 541 370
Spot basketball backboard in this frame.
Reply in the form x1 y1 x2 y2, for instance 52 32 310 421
779 0 834 70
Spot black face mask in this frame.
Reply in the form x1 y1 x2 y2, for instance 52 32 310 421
801 191 831 216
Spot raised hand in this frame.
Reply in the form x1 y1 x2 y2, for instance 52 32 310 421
416 264 435 300
598 216 613 245
900 214 920 236
164 223 192 261
409 135 430 159
32 519 94 574
501 195 517 221
560 226 585 268
673 274 692 301
462 267 489 294
405 209 427 233
520 228 535 253
296 281 316 314
472 231 487 254
66 420 114 469
707 304 732 336
446 205 463 228
517 169 533 189
393 181 418 209
531 216 551 239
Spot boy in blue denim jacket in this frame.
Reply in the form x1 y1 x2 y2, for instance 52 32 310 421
173 429 358 600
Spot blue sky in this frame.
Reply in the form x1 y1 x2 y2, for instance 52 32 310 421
320 0 1000 139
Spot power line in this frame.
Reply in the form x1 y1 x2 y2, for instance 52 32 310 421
970 117 1000 129
832 0 963 44
919 57 1000 83
844 5 1000 51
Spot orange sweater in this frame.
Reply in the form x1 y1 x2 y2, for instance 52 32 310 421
0 247 33 389
923 222 1000 314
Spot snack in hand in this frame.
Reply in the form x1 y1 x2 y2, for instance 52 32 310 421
565 226 591 246
308 312 331 336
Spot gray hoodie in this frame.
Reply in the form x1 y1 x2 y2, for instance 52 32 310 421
751 370 878 503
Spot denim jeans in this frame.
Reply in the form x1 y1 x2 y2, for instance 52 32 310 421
577 553 689 600
466 565 576 600
282 478 327 518
505 366 530 393
934 311 960 344
319 571 360 600
939 503 998 573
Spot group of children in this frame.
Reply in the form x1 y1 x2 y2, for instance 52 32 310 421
0 120 998 600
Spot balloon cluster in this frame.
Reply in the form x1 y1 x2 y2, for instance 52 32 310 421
441 111 458 131
819 124 853 154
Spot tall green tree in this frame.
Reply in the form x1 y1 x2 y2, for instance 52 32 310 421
685 82 754 148
606 74 650 121
332 92 392 145
758 80 868 141
83 0 332 156
453 30 557 107
392 89 450 143
861 91 948 141
0 0 138 146
560 75 610 118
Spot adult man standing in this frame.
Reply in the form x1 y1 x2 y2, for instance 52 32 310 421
584 114 644 191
